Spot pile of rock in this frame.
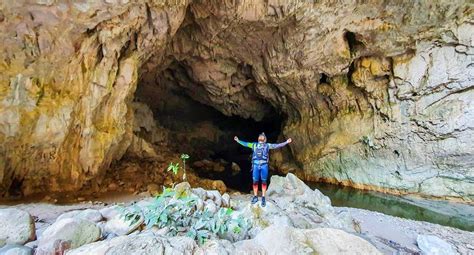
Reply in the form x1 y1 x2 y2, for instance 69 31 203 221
1 174 440 254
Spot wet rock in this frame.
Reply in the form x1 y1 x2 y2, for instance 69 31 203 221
235 225 381 255
56 209 103 223
104 213 143 236
37 218 100 253
0 209 35 245
0 244 33 255
416 235 458 255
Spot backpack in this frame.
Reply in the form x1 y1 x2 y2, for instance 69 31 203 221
252 143 269 162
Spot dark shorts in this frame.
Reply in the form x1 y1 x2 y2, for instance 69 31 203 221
252 162 268 183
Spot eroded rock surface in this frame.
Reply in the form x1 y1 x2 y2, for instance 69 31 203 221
0 1 472 201
0 209 35 245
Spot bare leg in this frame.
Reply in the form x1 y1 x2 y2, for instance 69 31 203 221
262 182 267 197
253 182 258 196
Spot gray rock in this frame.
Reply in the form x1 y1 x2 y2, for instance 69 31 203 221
195 198 204 211
222 193 230 207
235 225 381 255
104 213 143 236
99 206 120 220
416 235 458 255
207 190 222 207
56 209 103 223
174 182 191 197
37 218 101 252
204 200 218 214
0 209 35 245
0 244 33 255
66 233 196 255
267 173 354 231
194 239 235 255
191 188 207 200
23 241 37 249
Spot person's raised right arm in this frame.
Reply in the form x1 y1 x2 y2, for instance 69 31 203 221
234 136 254 149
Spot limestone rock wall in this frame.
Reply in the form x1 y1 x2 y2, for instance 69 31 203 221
0 0 472 201
0 0 189 195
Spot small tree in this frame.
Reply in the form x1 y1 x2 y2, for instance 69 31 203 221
167 153 190 183
180 153 190 181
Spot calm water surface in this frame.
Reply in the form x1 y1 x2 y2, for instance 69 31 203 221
308 182 474 232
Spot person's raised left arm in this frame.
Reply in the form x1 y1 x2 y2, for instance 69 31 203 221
268 138 292 149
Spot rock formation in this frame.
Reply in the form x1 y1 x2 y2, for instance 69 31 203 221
1 174 472 254
0 1 472 201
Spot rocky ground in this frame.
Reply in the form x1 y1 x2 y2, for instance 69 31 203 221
0 174 472 255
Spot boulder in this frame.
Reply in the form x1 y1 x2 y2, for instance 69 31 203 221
146 183 160 195
37 218 101 253
235 225 381 255
66 233 197 255
206 190 222 207
0 209 35 245
0 244 33 255
191 188 207 200
204 200 218 214
266 173 354 230
231 162 241 175
104 213 143 236
56 209 103 223
416 235 458 255
174 182 191 198
222 193 230 207
194 239 235 255
99 206 120 220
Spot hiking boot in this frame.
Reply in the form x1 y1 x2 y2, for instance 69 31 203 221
251 196 258 204
261 196 266 207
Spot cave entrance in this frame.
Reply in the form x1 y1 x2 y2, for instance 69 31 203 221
134 78 285 192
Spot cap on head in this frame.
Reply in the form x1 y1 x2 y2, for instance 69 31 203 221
258 132 266 142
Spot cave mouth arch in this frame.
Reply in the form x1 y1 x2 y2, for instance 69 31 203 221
133 68 288 192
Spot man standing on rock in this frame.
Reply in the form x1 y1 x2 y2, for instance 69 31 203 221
234 133 292 207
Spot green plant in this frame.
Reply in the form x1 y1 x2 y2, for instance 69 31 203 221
120 187 250 244
167 162 180 175
117 204 142 225
166 154 190 182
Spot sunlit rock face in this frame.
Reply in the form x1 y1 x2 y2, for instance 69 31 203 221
0 1 472 201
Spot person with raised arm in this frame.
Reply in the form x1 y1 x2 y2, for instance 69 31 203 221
234 133 292 207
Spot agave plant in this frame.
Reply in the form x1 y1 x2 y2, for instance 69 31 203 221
120 187 250 244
